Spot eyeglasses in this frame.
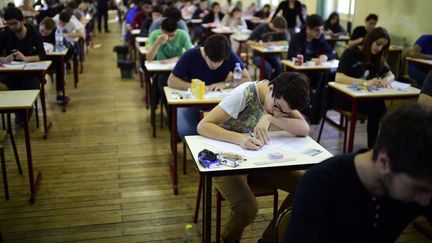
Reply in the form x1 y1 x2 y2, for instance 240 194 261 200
273 98 292 116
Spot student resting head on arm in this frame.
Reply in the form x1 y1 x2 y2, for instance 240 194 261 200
197 72 310 243
284 103 432 243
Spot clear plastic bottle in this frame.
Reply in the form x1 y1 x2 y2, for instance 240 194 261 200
55 27 64 52
182 224 193 243
233 62 242 87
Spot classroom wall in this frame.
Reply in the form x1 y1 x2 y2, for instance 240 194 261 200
353 0 432 47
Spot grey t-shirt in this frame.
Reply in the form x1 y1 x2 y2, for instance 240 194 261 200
248 23 289 42
219 82 265 133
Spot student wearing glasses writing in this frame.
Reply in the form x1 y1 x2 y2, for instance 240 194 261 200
335 27 394 148
197 72 310 243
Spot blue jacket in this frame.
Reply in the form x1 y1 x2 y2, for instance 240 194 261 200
288 28 335 61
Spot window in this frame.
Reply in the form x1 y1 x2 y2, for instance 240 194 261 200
337 0 355 16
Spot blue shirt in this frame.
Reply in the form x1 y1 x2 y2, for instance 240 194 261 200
408 34 432 72
172 47 244 85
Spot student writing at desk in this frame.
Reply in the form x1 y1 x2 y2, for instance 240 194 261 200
0 7 46 126
284 103 432 243
197 72 310 243
248 16 289 80
335 27 394 148
348 13 378 47
167 34 250 138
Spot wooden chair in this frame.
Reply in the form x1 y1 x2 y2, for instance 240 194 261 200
317 107 366 153
193 176 278 243
275 207 292 243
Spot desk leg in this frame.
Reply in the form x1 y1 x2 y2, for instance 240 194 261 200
39 73 52 139
259 53 265 80
149 72 156 138
237 41 242 57
24 108 42 204
73 51 79 88
171 106 178 195
347 99 358 153
60 56 67 112
202 174 212 243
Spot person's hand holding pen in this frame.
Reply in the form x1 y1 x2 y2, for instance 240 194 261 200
239 128 263 150
254 114 272 144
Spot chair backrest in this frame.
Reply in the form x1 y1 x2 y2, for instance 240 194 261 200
275 207 292 243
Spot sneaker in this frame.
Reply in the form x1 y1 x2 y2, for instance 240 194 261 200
56 95 71 105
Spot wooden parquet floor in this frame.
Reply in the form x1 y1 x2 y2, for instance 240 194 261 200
0 22 429 243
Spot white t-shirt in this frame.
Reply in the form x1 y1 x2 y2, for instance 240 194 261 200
53 14 85 43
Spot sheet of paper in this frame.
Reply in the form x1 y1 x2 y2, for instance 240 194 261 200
390 81 411 90
24 63 49 70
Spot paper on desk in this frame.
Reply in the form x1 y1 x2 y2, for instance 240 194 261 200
2 63 25 69
390 81 411 90
205 90 231 99
24 62 49 70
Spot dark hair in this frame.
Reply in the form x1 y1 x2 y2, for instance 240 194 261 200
59 10 72 23
210 2 220 10
163 7 182 21
4 7 24 21
361 27 390 71
271 16 287 29
229 6 241 17
269 72 310 111
161 17 178 32
40 17 56 31
372 103 432 179
366 13 378 22
325 12 339 27
6 2 15 8
306 14 324 29
203 34 231 62
153 5 162 13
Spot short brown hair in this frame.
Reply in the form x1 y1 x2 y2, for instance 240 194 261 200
40 17 56 31
271 16 287 29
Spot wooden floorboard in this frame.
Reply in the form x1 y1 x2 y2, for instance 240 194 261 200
0 22 429 243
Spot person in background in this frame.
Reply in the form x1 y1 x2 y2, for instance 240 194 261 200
418 71 432 107
221 0 232 14
220 6 246 30
202 2 224 26
234 0 243 13
324 12 347 36
252 4 271 24
139 5 161 37
124 0 139 42
19 0 37 19
244 2 257 16
53 10 84 44
348 13 378 47
272 0 305 38
149 6 189 34
96 0 109 32
180 0 196 19
248 16 289 80
66 0 86 25
130 0 152 30
167 34 250 138
192 0 209 19
0 7 45 126
407 34 432 86
39 17 73 104
284 103 432 243
147 17 193 126
197 72 310 243
335 27 394 148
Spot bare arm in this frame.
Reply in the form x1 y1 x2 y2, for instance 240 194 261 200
347 37 363 48
197 105 263 150
270 110 310 137
411 44 432 60
168 73 191 90
336 72 393 88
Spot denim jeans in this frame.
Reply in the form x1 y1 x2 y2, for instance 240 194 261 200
253 54 282 80
408 64 428 86
177 106 202 138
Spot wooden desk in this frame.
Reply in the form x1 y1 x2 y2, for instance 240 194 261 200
0 61 53 139
328 82 420 152
145 62 176 137
406 57 432 69
135 37 148 46
325 35 350 43
282 59 339 123
131 29 140 36
0 90 41 203
232 34 250 57
47 48 70 112
185 131 333 242
250 45 289 80
211 27 235 37
164 86 232 194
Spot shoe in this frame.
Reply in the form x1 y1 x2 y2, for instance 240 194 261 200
56 95 71 105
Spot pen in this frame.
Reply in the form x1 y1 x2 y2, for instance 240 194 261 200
246 128 254 138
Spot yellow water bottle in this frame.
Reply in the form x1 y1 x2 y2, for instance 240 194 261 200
198 81 205 99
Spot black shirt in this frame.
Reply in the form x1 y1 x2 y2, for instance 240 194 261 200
253 10 270 19
284 150 432 243
248 23 288 42
351 25 367 40
324 22 347 35
337 46 390 79
202 12 224 24
0 24 45 61
272 0 305 29
288 28 335 61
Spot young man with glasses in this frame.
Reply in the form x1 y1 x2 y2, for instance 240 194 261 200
0 7 46 126
168 34 250 138
197 72 310 243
